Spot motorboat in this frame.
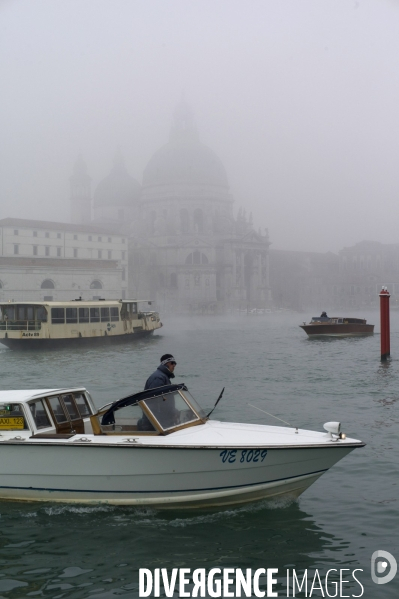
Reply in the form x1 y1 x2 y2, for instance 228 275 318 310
300 313 374 337
0 385 364 508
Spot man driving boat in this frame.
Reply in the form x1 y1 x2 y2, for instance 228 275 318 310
138 354 178 431
144 354 176 389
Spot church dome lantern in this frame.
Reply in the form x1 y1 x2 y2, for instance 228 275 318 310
142 101 229 189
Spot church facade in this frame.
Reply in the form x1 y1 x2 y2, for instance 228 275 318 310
73 103 272 313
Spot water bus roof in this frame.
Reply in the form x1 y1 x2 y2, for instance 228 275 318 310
0 300 153 307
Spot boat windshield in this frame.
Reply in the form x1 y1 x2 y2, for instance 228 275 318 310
180 390 207 420
140 390 201 431
98 384 206 435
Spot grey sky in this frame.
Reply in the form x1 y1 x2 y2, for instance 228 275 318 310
1 0 399 252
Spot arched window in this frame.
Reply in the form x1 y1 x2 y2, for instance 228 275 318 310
185 252 209 265
90 280 103 289
193 208 204 233
41 279 55 289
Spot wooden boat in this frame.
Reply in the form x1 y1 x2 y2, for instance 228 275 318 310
300 313 374 337
0 299 162 349
0 384 364 507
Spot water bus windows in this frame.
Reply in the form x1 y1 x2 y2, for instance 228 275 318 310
0 403 27 430
0 304 48 330
51 306 119 325
140 391 201 432
66 308 78 324
29 399 52 429
110 307 119 322
51 308 65 324
121 303 137 320
100 307 110 322
37 307 47 321
78 308 89 323
90 308 100 323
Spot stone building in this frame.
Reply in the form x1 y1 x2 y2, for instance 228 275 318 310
269 240 399 313
270 249 339 312
3 103 270 312
336 240 399 309
128 102 271 313
93 150 141 227
70 155 92 225
0 218 127 302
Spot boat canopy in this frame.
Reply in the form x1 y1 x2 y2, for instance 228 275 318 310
101 384 187 424
100 384 207 434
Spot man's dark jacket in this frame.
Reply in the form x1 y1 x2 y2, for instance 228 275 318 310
144 364 175 390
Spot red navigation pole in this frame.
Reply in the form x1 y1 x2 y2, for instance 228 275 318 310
379 286 390 360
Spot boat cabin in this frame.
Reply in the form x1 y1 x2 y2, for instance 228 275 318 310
0 385 207 440
0 388 96 439
310 317 367 325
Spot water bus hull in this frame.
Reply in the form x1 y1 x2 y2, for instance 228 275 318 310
0 329 156 350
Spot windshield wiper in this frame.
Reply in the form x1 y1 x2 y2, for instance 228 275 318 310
206 387 225 419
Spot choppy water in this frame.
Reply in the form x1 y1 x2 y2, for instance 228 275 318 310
0 312 398 598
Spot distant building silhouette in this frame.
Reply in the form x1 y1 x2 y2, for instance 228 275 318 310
69 102 272 313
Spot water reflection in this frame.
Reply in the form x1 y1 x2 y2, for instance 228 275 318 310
305 335 374 345
375 395 399 407
0 313 398 597
0 500 349 598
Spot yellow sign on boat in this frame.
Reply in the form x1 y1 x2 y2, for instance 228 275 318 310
0 417 24 430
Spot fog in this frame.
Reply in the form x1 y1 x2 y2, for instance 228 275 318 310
1 0 399 253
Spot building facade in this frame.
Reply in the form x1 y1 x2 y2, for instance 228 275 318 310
337 241 399 309
0 218 127 301
269 240 399 313
2 105 272 311
128 102 271 313
92 150 141 227
270 249 339 312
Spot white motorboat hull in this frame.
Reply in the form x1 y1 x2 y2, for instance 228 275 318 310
0 443 356 507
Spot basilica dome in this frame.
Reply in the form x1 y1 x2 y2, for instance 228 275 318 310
94 151 141 208
142 102 229 189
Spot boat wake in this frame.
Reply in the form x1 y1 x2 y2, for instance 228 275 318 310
6 493 300 527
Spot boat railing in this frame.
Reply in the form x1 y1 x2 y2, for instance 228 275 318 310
0 320 43 331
